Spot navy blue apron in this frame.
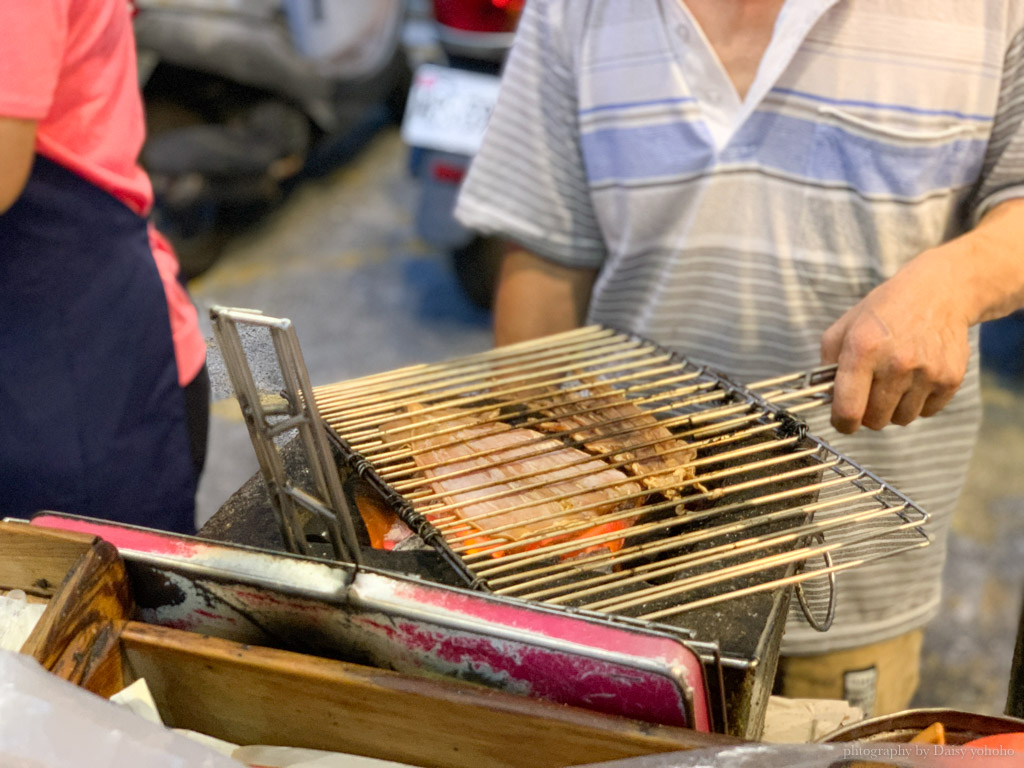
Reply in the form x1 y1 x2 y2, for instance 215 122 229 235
0 155 196 533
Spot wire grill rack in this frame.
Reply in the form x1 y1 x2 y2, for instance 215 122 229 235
305 324 931 630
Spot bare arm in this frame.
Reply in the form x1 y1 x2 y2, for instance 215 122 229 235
822 198 1024 433
0 117 37 214
493 246 599 346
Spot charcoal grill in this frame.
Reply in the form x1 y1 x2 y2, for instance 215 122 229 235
207 307 932 739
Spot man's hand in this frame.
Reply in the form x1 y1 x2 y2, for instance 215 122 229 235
822 198 1024 434
821 258 970 433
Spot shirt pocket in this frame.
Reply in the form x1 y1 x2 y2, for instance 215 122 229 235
811 107 987 198
795 106 987 309
805 105 985 201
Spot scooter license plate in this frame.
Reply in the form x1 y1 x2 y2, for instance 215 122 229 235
401 63 502 156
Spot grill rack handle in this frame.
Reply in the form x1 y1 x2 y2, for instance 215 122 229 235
794 533 837 632
749 364 837 406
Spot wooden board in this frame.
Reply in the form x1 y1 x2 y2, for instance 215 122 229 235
120 622 739 768
0 522 95 597
1 521 135 696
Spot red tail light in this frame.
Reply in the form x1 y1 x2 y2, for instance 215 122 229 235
433 0 524 34
430 161 467 184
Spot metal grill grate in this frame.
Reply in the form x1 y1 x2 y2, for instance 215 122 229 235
312 325 931 629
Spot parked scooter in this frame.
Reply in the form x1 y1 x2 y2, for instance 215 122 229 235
134 0 411 278
401 0 524 308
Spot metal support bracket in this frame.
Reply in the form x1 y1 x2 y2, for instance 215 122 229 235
209 306 362 565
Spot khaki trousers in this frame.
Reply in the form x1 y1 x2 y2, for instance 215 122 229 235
775 629 924 718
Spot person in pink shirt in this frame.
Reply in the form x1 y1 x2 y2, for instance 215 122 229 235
0 0 207 532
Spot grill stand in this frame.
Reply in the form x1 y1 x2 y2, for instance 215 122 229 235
207 308 931 740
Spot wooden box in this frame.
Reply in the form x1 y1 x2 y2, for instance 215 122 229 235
0 522 737 767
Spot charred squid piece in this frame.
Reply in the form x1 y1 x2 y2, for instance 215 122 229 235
530 381 698 500
382 404 645 558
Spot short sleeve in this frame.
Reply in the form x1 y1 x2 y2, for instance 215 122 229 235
970 24 1024 223
454 0 606 268
0 0 66 119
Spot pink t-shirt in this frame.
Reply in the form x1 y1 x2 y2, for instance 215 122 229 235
0 0 206 386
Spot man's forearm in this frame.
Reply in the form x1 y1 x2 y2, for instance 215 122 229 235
492 246 599 346
943 198 1024 325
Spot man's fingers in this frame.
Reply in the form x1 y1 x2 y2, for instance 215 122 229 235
830 362 874 434
889 384 932 427
820 316 847 366
920 387 958 418
824 315 868 433
858 361 921 429
835 367 958 432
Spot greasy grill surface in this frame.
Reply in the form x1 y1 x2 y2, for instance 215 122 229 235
314 326 930 625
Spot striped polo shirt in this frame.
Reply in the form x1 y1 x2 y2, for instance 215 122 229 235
456 0 1024 654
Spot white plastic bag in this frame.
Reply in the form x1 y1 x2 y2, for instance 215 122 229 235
0 590 46 652
0 651 244 768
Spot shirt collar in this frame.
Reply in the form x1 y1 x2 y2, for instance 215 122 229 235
666 0 842 149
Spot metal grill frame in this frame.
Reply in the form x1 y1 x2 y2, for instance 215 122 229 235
210 308 930 634
312 326 931 632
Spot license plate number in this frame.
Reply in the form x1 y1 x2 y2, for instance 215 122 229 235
401 64 502 156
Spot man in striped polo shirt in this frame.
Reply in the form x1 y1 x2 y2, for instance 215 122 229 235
455 0 1024 716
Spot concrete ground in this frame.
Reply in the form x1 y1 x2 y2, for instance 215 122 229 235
185 126 1024 720
913 375 1024 714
